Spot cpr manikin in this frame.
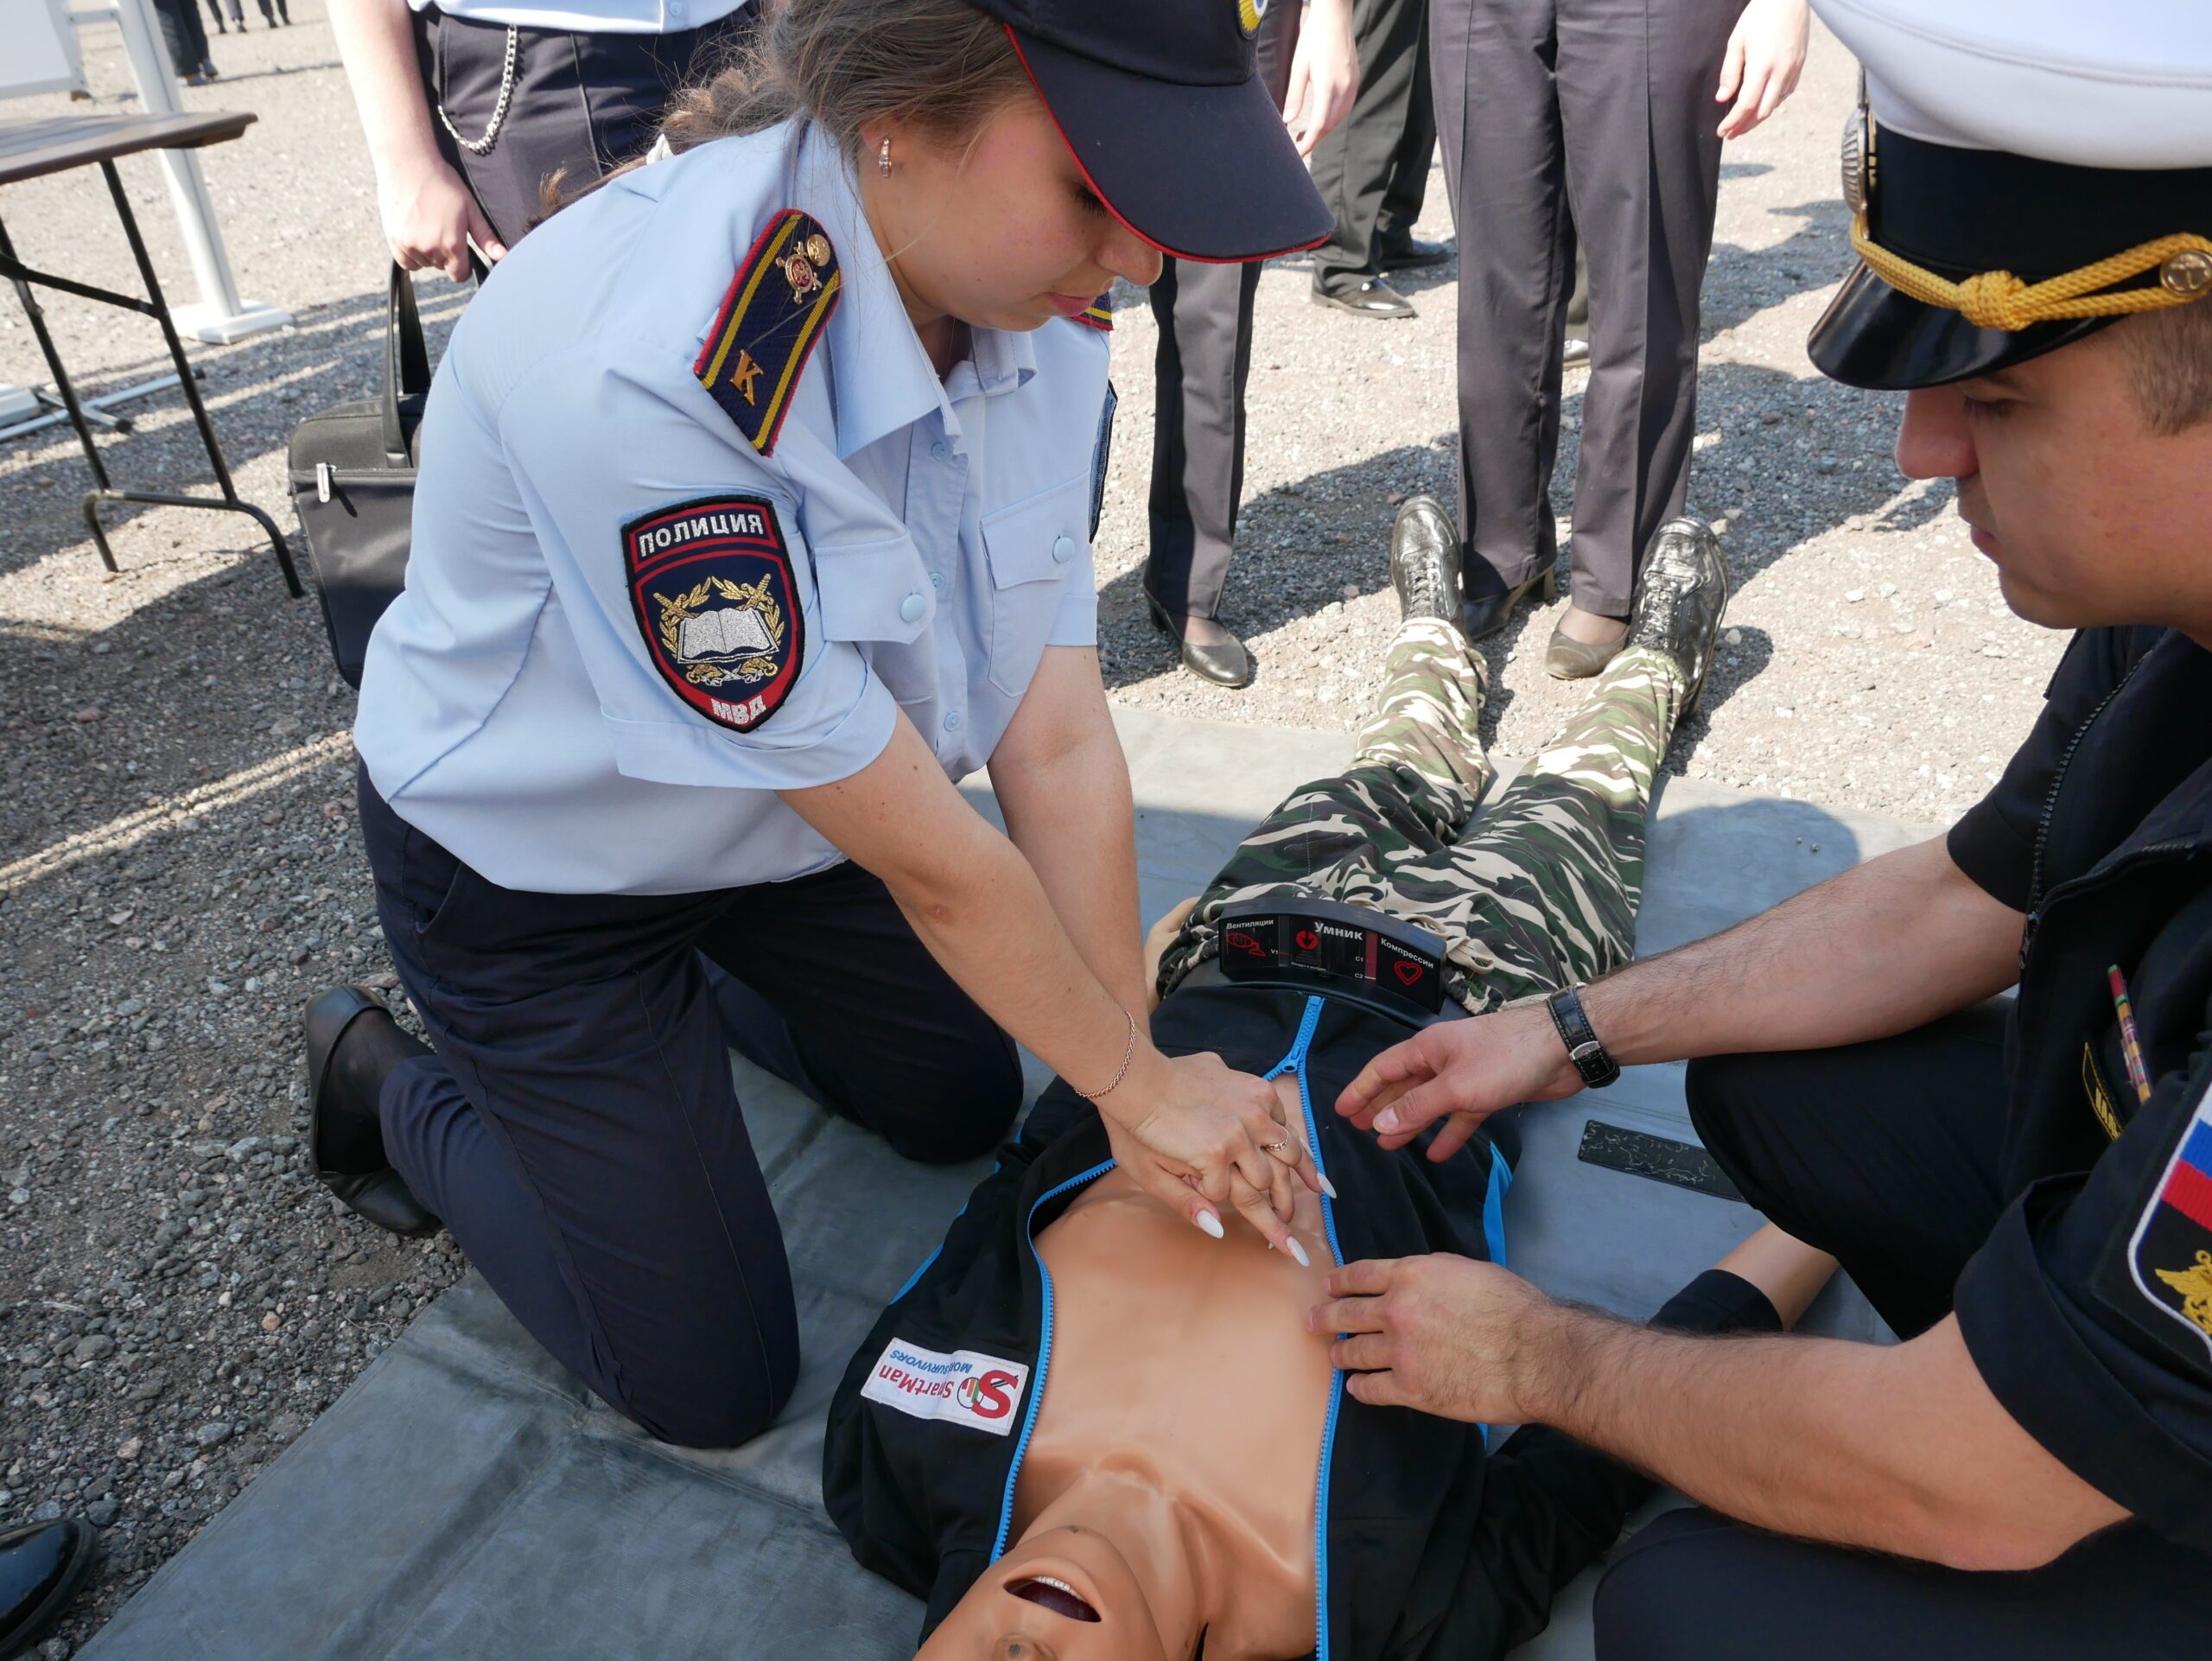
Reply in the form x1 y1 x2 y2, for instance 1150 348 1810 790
827 510 1813 1661
910 1065 1832 1661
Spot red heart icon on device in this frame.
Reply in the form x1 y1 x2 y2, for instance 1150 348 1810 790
1295 929 1319 951
1392 960 1424 987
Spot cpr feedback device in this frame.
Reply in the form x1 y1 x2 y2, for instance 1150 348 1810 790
1215 898 1449 1023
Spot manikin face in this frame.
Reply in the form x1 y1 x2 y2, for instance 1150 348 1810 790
913 1524 1174 1661
1892 323 2212 633
861 95 1165 335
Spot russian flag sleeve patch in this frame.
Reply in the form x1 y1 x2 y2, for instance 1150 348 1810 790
2103 1073 2212 1374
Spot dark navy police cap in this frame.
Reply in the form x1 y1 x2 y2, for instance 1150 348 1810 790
969 0 1333 264
1806 0 2212 391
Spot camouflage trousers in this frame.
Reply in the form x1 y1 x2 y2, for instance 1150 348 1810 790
1155 617 1688 1015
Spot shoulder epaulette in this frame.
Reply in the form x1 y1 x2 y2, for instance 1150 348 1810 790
1071 291 1113 332
695 209 842 455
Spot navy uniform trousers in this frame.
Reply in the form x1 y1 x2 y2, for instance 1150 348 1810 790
357 770 1021 1448
1591 1008 2209 1661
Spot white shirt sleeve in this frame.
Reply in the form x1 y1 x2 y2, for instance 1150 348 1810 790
1045 538 1099 648
497 344 896 793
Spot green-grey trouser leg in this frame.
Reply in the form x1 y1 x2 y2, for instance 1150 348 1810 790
1156 619 1688 1015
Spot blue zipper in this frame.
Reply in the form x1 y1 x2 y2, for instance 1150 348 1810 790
990 1156 1116 1561
988 994 1344 1661
1276 996 1344 1661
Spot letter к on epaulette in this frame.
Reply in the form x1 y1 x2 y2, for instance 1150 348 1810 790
694 209 842 456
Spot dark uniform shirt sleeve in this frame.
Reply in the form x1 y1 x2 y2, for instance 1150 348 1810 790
1953 1036 2212 1551
1946 629 2129 912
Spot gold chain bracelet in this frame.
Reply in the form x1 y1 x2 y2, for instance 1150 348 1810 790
1077 1009 1139 1101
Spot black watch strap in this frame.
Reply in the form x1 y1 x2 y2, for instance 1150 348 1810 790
1546 987 1620 1088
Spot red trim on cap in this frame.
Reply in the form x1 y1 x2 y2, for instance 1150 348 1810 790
1001 23 1328 268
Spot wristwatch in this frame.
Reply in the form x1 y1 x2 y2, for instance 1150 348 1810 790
1545 986 1620 1088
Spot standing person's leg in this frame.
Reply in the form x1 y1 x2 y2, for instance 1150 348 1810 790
1548 0 1737 655
1308 0 1431 312
1142 0 1300 686
1430 0 1574 635
343 778 801 1449
200 0 224 36
152 0 213 80
1373 3 1439 264
697 861 1025 1167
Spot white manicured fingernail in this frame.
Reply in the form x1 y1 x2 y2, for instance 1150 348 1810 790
1376 1110 1399 1133
1195 1211 1224 1239
1287 1238 1311 1268
1319 1174 1338 1200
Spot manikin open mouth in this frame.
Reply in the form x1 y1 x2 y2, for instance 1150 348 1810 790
1008 1575 1102 1622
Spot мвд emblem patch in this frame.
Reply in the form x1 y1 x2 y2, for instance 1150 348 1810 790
623 495 804 733
2104 1073 2212 1372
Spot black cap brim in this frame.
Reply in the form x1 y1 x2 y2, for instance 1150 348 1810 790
1004 26 1332 264
1808 264 2114 391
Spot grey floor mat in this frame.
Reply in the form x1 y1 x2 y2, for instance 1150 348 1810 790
82 708 1924 1661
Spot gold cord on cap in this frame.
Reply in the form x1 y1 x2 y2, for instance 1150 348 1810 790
1850 215 2212 332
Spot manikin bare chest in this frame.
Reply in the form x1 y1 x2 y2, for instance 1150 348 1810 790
1016 1155 1337 1661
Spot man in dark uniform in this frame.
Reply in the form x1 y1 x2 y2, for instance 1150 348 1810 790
1303 4 2212 1655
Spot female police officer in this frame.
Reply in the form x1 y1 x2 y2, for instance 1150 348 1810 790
301 0 1338 1450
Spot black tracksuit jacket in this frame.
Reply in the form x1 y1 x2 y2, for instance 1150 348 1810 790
823 982 1774 1661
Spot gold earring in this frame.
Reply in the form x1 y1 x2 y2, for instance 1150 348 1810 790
878 137 893 175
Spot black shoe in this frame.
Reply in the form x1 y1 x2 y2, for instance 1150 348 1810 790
1309 277 1415 321
1377 236 1452 272
0 1518 95 1661
1147 596 1255 688
1460 565 1558 641
1389 495 1464 628
306 987 442 1238
1624 516 1730 715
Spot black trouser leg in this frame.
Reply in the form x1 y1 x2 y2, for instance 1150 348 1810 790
1685 1003 2012 1339
1144 256 1264 620
416 11 755 252
1143 0 1299 622
1594 1506 2212 1661
1308 0 1437 293
1374 9 1437 257
152 0 211 73
1449 1271 1783 1658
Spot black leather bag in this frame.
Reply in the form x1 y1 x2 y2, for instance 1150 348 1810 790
288 266 430 687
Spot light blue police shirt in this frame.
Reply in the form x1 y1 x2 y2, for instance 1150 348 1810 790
354 122 1109 895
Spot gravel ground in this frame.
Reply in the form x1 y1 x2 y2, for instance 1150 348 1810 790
0 9 2063 1649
